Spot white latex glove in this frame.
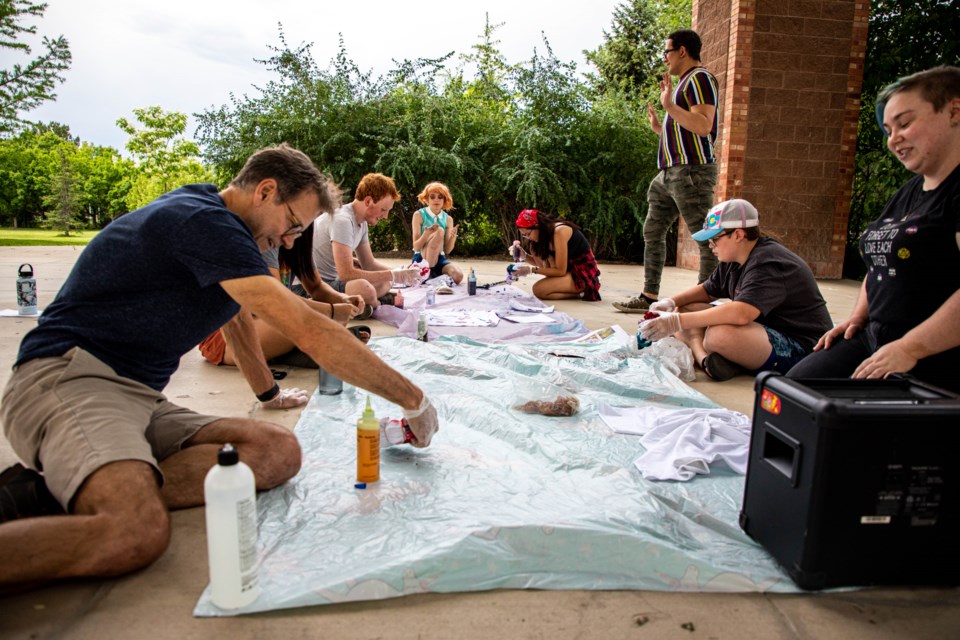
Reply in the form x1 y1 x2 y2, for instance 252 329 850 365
260 387 310 410
638 312 682 342
402 395 439 448
513 264 533 277
391 267 421 286
649 297 677 313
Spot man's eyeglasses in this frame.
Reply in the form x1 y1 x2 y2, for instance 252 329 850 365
663 47 680 59
283 204 304 240
708 231 731 247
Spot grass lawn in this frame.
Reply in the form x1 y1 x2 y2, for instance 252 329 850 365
0 228 98 246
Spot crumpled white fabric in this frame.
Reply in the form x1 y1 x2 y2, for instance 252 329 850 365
424 274 455 287
407 259 432 284
639 337 696 381
598 405 751 481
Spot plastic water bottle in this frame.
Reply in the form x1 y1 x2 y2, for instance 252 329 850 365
416 310 428 342
204 444 260 609
16 263 37 315
468 268 477 296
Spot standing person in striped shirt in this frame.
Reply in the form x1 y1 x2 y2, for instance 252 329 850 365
614 29 720 313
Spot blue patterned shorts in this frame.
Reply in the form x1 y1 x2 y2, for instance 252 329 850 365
761 326 810 374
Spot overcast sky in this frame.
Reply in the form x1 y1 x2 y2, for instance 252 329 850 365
17 0 623 152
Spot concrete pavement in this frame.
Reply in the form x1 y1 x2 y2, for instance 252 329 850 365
0 246 956 640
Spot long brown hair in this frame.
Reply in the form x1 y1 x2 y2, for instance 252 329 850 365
278 222 321 289
523 211 582 260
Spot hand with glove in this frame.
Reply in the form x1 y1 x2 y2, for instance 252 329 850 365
402 394 439 448
638 311 682 342
649 297 677 313
390 266 421 286
511 263 534 277
259 386 310 410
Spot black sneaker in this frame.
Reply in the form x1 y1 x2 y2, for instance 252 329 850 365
701 353 746 382
612 295 654 313
377 292 396 306
0 464 65 522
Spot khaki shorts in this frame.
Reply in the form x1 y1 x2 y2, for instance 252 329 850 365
1 347 219 509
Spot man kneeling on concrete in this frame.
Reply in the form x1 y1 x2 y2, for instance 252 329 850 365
0 144 438 589
638 199 832 381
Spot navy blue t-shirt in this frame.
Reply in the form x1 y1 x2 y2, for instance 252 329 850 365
16 184 270 391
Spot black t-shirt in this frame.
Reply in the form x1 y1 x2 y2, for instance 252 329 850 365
860 164 960 338
16 184 270 391
702 237 833 352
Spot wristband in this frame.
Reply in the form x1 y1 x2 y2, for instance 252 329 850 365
401 394 430 418
256 383 281 402
329 304 335 318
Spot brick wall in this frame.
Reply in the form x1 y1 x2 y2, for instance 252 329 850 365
682 0 868 278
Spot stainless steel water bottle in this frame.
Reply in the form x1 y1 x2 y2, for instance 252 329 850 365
16 263 37 315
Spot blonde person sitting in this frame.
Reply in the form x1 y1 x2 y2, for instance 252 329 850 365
411 181 463 284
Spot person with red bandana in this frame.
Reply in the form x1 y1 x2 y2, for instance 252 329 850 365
513 208 602 301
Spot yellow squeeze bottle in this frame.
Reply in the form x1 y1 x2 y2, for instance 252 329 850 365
356 396 380 483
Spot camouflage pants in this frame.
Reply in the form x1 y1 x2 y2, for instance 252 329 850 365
643 163 718 295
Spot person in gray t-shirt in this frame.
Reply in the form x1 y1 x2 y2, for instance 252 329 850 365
312 173 420 308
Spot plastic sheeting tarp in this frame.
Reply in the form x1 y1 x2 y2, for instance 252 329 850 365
374 283 587 343
194 336 799 616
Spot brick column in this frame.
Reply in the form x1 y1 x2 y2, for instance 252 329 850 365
683 0 869 279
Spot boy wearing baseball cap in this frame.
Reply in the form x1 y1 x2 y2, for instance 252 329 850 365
638 199 833 380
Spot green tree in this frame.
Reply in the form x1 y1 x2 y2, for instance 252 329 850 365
584 0 691 99
848 0 960 276
0 0 72 133
72 142 134 227
116 105 213 209
196 19 669 260
41 145 79 234
0 126 132 228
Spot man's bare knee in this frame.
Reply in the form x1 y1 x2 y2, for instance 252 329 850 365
247 423 301 489
83 503 171 577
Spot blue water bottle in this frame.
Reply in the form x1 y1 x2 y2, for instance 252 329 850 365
16 263 37 315
467 268 477 296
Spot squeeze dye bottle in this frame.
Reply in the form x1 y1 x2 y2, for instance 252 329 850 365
467 268 477 296
204 444 260 609
356 396 380 483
